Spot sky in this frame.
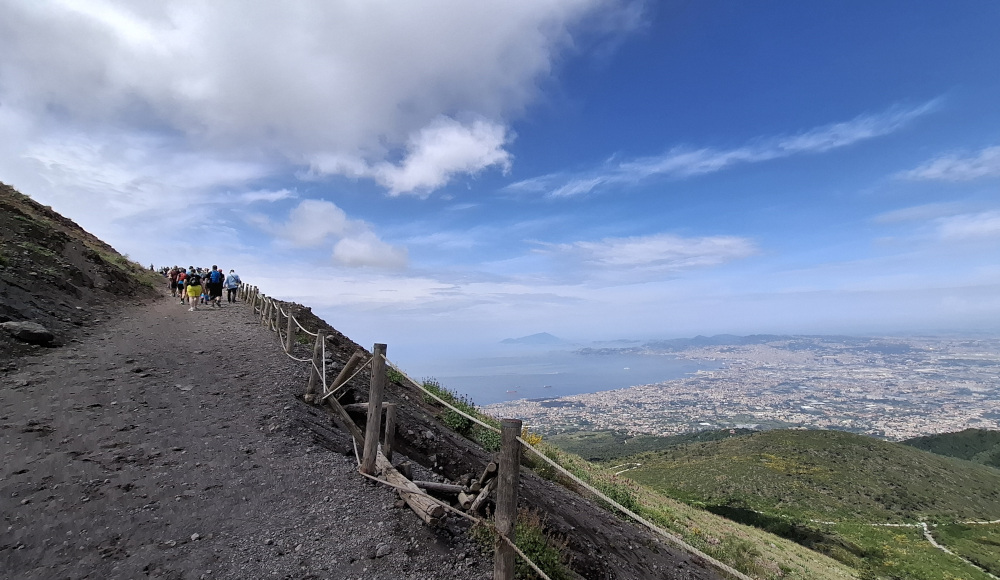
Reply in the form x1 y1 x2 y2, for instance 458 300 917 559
2 0 999 368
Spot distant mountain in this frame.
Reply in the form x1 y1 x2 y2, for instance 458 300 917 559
903 428 1000 469
500 332 565 345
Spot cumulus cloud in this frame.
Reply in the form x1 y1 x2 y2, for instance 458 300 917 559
898 145 1000 181
308 117 512 196
0 0 633 196
509 100 940 197
267 199 408 268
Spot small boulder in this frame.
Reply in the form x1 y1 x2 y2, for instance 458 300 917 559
1 321 55 345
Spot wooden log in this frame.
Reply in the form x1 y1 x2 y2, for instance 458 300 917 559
494 419 523 580
342 402 392 413
398 461 414 481
375 449 445 525
478 461 498 487
304 331 325 403
469 477 497 515
323 392 365 445
328 351 365 396
470 481 481 493
283 306 295 352
360 343 387 475
413 480 466 494
457 491 474 509
383 403 397 462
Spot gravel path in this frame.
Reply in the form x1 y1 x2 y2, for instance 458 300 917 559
1 294 489 579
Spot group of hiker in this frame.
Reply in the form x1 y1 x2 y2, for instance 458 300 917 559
165 265 241 311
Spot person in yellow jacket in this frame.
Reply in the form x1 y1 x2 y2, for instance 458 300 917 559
185 273 203 311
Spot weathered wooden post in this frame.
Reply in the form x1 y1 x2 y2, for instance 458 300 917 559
284 307 295 352
326 352 365 397
383 402 397 461
360 343 387 475
495 418 523 580
273 302 281 335
304 331 325 403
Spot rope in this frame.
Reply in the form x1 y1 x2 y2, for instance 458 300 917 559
244 290 739 580
274 328 313 363
386 357 502 435
320 357 373 402
294 316 319 336
386 356 750 580
357 465 553 580
514 436 751 580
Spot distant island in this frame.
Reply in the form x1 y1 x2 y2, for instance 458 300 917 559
500 332 565 345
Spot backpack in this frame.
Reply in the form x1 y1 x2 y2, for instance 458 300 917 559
210 270 224 284
188 274 202 286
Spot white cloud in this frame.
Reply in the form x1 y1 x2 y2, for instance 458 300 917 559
333 232 408 269
239 189 297 203
937 211 1000 240
898 145 1000 181
0 0 633 196
509 100 940 197
308 116 512 196
265 199 408 269
540 232 758 275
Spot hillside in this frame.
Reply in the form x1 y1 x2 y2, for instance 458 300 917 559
0 181 160 359
624 429 1000 522
619 429 1000 579
903 428 1000 469
547 428 757 462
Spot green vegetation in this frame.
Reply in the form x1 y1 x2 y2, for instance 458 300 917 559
471 508 571 580
420 378 503 451
624 429 1000 523
594 429 1000 578
903 429 1000 469
933 523 1000 576
546 428 756 462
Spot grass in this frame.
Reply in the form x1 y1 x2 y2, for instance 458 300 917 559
472 508 572 580
933 523 1000 576
903 429 1000 469
623 430 1000 523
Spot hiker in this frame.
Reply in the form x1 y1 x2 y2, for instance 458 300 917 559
207 265 225 307
224 269 241 303
185 272 203 311
176 269 188 304
168 266 180 297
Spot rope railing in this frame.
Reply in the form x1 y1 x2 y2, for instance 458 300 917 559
235 283 748 580
320 358 372 402
383 355 752 580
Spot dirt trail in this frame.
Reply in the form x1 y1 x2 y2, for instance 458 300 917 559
0 294 488 580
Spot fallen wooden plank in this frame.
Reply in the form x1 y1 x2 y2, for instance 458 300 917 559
375 450 445 526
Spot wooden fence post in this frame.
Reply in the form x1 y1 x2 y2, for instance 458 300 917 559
273 303 281 335
305 331 325 403
495 418 523 580
284 307 295 352
360 343 387 475
383 403 397 461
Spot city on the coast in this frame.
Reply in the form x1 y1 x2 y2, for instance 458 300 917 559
486 335 1000 441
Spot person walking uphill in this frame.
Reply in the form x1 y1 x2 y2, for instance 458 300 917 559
224 269 241 303
185 272 203 311
207 265 225 307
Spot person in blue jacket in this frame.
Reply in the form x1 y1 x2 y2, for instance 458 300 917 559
224 269 241 303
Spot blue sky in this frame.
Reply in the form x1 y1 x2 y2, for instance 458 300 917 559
1 1 999 365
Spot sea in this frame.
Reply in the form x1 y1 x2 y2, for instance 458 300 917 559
396 344 719 406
